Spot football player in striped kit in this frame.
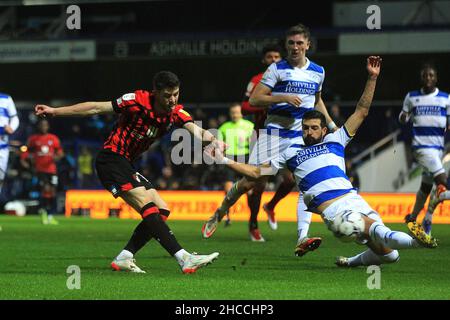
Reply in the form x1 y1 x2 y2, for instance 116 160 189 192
202 24 337 256
0 92 19 198
207 56 438 267
400 64 450 236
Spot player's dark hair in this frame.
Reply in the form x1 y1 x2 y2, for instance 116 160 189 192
285 23 311 40
303 110 326 128
261 44 282 56
153 71 180 90
420 63 437 76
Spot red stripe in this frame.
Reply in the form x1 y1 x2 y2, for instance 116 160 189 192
121 183 133 192
160 215 168 221
142 206 159 218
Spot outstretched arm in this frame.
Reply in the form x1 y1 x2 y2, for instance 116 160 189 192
35 101 114 118
183 122 228 151
249 83 302 108
314 94 337 132
343 56 382 136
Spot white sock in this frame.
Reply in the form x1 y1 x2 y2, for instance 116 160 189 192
174 249 190 266
369 222 419 249
297 194 311 240
411 189 428 218
423 211 434 224
348 249 382 267
116 249 133 260
217 182 244 219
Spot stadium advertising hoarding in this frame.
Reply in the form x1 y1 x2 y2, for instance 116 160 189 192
65 190 450 224
0 41 96 63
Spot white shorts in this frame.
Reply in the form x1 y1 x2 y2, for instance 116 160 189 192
321 193 382 244
248 130 302 167
0 147 9 181
413 148 444 184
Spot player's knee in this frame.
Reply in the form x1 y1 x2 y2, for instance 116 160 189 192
140 202 160 219
380 250 400 264
159 208 170 221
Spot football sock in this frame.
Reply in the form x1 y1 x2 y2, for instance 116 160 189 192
265 179 294 210
217 181 243 220
174 249 190 266
159 208 170 221
116 249 134 260
411 189 428 218
248 191 262 230
124 220 153 254
348 249 382 266
348 249 399 266
297 195 311 240
423 210 434 224
369 222 419 249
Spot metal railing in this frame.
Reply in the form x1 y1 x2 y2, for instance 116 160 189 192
351 129 402 166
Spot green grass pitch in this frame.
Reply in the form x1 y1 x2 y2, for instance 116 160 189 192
0 215 449 300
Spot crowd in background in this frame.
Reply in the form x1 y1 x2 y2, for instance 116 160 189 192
2 102 400 204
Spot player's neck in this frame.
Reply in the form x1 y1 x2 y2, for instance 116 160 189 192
422 87 436 95
287 56 307 68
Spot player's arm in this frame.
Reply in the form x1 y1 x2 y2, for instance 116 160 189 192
314 93 337 132
343 56 381 136
183 122 227 151
398 111 410 124
249 83 302 108
4 96 19 135
35 101 114 118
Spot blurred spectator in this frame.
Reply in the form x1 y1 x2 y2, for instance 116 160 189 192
207 117 219 129
156 166 180 190
380 108 398 138
329 103 345 127
78 146 94 189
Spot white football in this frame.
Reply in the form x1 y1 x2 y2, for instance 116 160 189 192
4 201 27 217
332 210 365 242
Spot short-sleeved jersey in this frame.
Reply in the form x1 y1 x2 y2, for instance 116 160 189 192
0 93 18 149
271 127 355 212
241 73 267 131
402 88 450 150
260 58 325 140
22 133 63 174
104 90 193 161
218 119 254 156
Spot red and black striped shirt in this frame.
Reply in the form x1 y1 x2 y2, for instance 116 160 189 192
104 90 193 161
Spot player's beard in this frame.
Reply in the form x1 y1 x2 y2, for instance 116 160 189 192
304 135 323 146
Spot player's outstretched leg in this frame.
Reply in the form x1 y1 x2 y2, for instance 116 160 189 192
202 178 254 239
115 189 219 274
336 246 400 268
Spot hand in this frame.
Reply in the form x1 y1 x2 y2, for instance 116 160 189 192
211 139 228 153
4 125 13 135
283 95 302 108
35 104 56 118
203 143 225 164
367 56 382 79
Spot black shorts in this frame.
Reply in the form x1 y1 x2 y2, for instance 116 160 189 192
95 149 154 198
36 172 58 187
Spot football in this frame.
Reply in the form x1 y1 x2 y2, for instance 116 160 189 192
332 210 365 242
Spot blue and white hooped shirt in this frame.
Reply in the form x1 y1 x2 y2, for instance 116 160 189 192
271 127 355 212
260 58 325 141
402 88 450 151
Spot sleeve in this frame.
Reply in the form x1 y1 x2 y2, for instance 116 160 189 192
325 127 353 147
260 63 279 89
111 90 144 114
6 96 19 132
402 93 412 113
270 147 296 172
173 106 193 127
317 68 325 92
53 135 63 155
